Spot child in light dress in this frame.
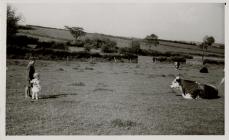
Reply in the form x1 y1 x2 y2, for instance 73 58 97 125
30 73 41 100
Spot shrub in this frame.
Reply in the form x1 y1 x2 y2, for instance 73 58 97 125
119 47 129 54
7 45 138 62
75 40 85 47
7 35 39 46
119 41 141 55
84 43 92 52
99 38 117 53
36 41 67 50
203 59 224 65
101 45 118 53
156 56 168 62
94 38 105 49
170 56 186 62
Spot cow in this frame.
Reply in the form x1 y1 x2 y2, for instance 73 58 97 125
170 76 218 99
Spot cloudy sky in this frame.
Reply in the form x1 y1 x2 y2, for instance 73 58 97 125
10 3 224 43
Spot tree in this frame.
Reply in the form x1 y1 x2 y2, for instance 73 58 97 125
101 39 118 53
200 35 215 64
144 34 159 48
7 5 21 41
65 26 86 41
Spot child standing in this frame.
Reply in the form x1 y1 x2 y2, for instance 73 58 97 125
31 73 41 100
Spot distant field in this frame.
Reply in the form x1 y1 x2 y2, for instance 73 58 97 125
18 25 224 58
141 42 224 57
18 25 132 48
6 58 224 135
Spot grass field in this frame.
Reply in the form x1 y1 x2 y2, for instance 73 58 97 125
6 57 224 135
18 25 224 58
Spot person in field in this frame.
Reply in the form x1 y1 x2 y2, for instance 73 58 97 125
174 61 180 70
25 57 36 98
31 73 41 100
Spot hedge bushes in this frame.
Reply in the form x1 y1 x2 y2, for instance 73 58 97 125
7 35 39 46
68 38 118 53
7 45 137 62
7 35 68 51
203 59 224 65
119 47 193 59
36 41 67 50
101 40 118 53
153 56 187 62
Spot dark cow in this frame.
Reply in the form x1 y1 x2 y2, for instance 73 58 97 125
170 76 218 99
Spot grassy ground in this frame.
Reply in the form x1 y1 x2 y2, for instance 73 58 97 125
6 57 224 135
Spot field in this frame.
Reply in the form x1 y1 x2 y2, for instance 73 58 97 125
6 57 224 135
18 25 224 58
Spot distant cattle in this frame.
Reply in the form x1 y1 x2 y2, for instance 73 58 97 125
170 76 218 99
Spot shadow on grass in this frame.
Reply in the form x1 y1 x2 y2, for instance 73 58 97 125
93 88 114 93
203 95 221 100
111 119 137 128
69 82 86 86
174 94 221 99
39 93 77 99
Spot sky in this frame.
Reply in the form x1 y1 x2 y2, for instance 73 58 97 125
10 3 225 43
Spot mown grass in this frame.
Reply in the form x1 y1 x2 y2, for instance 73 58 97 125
6 59 224 135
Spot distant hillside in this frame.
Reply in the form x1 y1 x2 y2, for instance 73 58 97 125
17 25 224 57
18 25 133 48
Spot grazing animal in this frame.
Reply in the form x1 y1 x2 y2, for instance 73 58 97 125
200 66 208 73
170 76 218 99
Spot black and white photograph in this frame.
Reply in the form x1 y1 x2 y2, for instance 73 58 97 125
1 0 228 137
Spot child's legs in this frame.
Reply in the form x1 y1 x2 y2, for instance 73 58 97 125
32 91 35 99
35 92 38 100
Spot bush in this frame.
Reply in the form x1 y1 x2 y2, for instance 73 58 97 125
119 41 141 55
101 39 118 53
101 45 118 53
170 56 186 62
84 43 92 52
156 56 168 62
94 38 105 49
203 59 224 65
7 45 138 62
7 35 39 46
75 40 85 47
36 41 67 50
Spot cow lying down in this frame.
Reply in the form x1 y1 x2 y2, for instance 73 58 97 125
170 76 218 99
